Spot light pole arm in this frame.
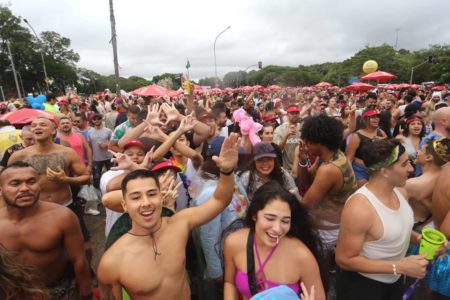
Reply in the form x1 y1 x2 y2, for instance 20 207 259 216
213 26 231 79
24 19 49 92
409 60 428 84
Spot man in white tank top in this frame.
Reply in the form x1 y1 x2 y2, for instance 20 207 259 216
335 139 429 300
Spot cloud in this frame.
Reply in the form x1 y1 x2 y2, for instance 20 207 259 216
7 0 450 81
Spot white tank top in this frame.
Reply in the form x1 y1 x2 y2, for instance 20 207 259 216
352 185 414 283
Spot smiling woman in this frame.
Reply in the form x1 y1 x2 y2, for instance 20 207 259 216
222 181 326 300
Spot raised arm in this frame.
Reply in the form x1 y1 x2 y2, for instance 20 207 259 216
176 133 240 230
345 132 360 163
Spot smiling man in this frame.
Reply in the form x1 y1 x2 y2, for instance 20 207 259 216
97 133 241 300
336 139 428 300
0 161 91 299
8 116 92 241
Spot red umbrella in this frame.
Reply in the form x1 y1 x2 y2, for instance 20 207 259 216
211 88 222 94
267 85 282 90
168 89 183 98
432 85 445 91
252 85 265 91
223 87 233 92
342 82 375 93
301 86 314 92
0 108 55 125
315 82 332 88
396 83 412 89
360 71 396 83
131 84 173 97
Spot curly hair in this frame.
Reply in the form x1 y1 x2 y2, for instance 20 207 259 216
361 139 405 170
0 245 49 300
301 115 344 151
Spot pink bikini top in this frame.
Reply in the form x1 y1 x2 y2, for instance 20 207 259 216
234 238 300 298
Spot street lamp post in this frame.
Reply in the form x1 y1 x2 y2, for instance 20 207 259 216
24 18 49 92
5 41 22 98
409 61 428 84
214 26 231 81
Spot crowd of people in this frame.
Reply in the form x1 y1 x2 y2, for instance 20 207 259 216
0 84 449 300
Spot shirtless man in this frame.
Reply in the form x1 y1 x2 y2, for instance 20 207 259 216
402 137 450 230
8 117 91 206
0 161 91 298
97 133 240 300
431 139 450 236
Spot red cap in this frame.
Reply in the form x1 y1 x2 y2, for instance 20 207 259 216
362 109 380 118
263 114 278 122
151 161 182 173
286 106 300 113
123 139 145 151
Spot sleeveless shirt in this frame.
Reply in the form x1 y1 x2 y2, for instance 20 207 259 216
352 185 414 283
309 150 357 230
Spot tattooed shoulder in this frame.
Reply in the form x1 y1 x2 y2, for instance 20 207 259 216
23 152 68 175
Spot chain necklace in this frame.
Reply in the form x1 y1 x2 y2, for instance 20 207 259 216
127 218 163 260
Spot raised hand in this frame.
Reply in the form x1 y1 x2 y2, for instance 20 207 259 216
109 150 136 171
146 104 164 126
178 114 196 133
161 102 182 125
212 133 241 173
144 121 166 141
139 146 155 169
300 282 315 300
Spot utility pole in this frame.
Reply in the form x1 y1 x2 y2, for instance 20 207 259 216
0 86 5 101
109 0 120 97
394 28 400 50
6 41 22 98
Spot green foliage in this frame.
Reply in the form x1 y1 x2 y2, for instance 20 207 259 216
218 44 450 87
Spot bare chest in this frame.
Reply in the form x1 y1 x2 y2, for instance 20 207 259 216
119 236 187 297
0 219 62 253
22 152 69 175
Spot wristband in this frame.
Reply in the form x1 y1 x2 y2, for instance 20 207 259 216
392 263 398 276
220 169 234 176
298 161 308 168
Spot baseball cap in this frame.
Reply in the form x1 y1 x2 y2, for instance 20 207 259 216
123 139 145 151
253 142 277 160
362 109 380 118
263 114 278 123
286 106 301 113
151 161 182 173
208 136 244 157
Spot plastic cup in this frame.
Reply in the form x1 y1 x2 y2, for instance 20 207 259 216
419 228 447 260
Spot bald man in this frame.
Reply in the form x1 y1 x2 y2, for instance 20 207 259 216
8 117 92 241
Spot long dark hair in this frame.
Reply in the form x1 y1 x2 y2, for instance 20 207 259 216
240 157 285 198
221 181 327 294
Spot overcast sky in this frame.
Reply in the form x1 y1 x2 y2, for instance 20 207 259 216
6 0 450 81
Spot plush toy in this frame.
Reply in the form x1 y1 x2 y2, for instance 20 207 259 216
25 94 46 110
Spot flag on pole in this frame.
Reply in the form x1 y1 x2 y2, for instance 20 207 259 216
186 59 190 69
